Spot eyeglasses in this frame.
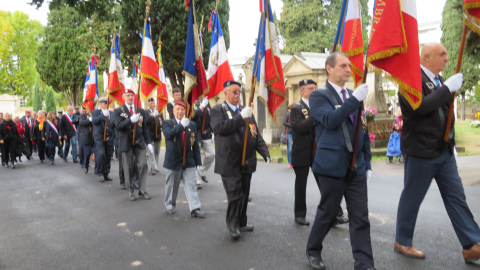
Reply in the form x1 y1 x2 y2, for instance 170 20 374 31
229 90 242 95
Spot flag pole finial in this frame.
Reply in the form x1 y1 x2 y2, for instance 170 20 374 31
146 0 151 13
158 38 163 68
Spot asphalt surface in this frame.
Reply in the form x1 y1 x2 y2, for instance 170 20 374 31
0 153 479 270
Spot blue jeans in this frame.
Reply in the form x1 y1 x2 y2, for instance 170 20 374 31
63 136 77 160
287 134 293 164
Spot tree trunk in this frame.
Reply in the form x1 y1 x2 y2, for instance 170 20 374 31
462 93 466 121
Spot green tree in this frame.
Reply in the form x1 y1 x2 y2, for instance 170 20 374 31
278 0 371 54
45 86 56 112
441 0 480 120
32 78 43 112
0 11 43 96
29 0 116 21
36 5 115 106
120 0 230 94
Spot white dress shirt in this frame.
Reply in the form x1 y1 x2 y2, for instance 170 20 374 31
126 104 135 114
301 97 310 108
421 64 442 86
328 80 350 100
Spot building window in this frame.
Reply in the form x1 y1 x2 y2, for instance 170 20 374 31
20 99 26 107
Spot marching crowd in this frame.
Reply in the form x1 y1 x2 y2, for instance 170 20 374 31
1 43 480 270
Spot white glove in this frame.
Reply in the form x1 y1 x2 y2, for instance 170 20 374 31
130 113 140 123
240 107 253 119
88 116 92 122
454 146 458 160
196 165 201 172
366 170 372 183
444 73 463 93
266 157 271 164
180 117 190 127
147 144 154 154
200 97 209 108
153 110 159 117
352 83 369 102
102 109 109 117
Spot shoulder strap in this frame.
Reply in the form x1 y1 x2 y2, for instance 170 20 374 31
324 88 353 153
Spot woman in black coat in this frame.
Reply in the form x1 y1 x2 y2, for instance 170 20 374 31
42 112 61 165
0 113 19 168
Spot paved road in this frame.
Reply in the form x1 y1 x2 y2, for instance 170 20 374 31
0 154 479 270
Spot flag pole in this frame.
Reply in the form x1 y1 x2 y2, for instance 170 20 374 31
155 38 163 140
444 24 467 142
133 0 150 145
242 12 265 166
332 0 348 53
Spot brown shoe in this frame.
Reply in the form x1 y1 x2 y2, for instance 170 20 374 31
463 243 480 264
394 241 425 259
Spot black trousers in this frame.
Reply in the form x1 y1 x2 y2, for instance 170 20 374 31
36 139 45 161
78 143 84 165
95 141 113 176
307 173 373 270
47 147 56 162
221 173 252 229
293 166 344 218
2 139 16 164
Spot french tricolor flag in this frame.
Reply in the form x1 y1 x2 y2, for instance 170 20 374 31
108 34 125 105
207 10 234 99
253 0 286 120
157 45 170 112
83 58 99 114
140 17 160 101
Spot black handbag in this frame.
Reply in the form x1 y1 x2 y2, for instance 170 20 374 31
324 88 357 182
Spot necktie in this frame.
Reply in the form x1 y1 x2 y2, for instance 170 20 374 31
341 89 355 124
434 76 441 88
130 106 134 116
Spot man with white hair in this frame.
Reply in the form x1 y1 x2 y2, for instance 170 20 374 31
20 110 34 160
59 106 79 163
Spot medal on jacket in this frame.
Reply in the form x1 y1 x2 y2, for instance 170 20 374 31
361 112 367 134
138 115 143 127
249 124 257 138
302 109 309 119
227 111 232 119
190 131 195 146
426 82 434 89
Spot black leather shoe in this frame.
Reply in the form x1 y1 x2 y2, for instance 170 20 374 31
306 251 326 270
84 168 88 174
230 228 241 239
191 209 206 218
133 183 140 189
139 191 151 200
201 175 208 183
73 159 78 163
104 175 113 181
197 183 202 189
63 157 67 162
295 217 311 226
365 267 376 270
120 183 126 189
40 160 44 163
239 224 254 231
128 193 136 201
98 175 105 182
334 215 349 225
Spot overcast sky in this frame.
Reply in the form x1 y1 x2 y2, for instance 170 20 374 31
1 0 447 58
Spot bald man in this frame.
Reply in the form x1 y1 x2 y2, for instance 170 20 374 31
394 43 480 264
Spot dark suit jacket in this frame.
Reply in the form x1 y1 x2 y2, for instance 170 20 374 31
167 102 174 120
59 114 78 138
113 105 151 152
399 69 455 158
162 119 201 170
19 116 34 140
78 113 93 146
309 82 371 178
92 109 115 145
42 120 60 147
210 101 270 176
290 100 315 167
145 109 164 142
192 103 213 141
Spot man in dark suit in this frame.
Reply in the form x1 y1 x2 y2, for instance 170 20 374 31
291 79 349 227
114 89 154 201
394 43 480 263
305 52 374 270
92 97 115 182
162 101 205 218
191 97 214 189
210 80 270 240
56 110 64 158
59 106 79 163
78 108 93 173
145 97 164 175
166 87 182 120
19 110 34 160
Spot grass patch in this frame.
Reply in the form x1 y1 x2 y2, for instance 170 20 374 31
257 147 289 163
454 122 480 154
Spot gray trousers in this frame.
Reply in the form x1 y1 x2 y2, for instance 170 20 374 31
165 167 201 212
196 139 215 184
148 141 161 171
121 146 148 194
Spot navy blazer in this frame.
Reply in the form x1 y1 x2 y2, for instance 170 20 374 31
309 82 372 178
59 113 79 138
113 105 151 152
92 109 115 145
162 118 202 171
